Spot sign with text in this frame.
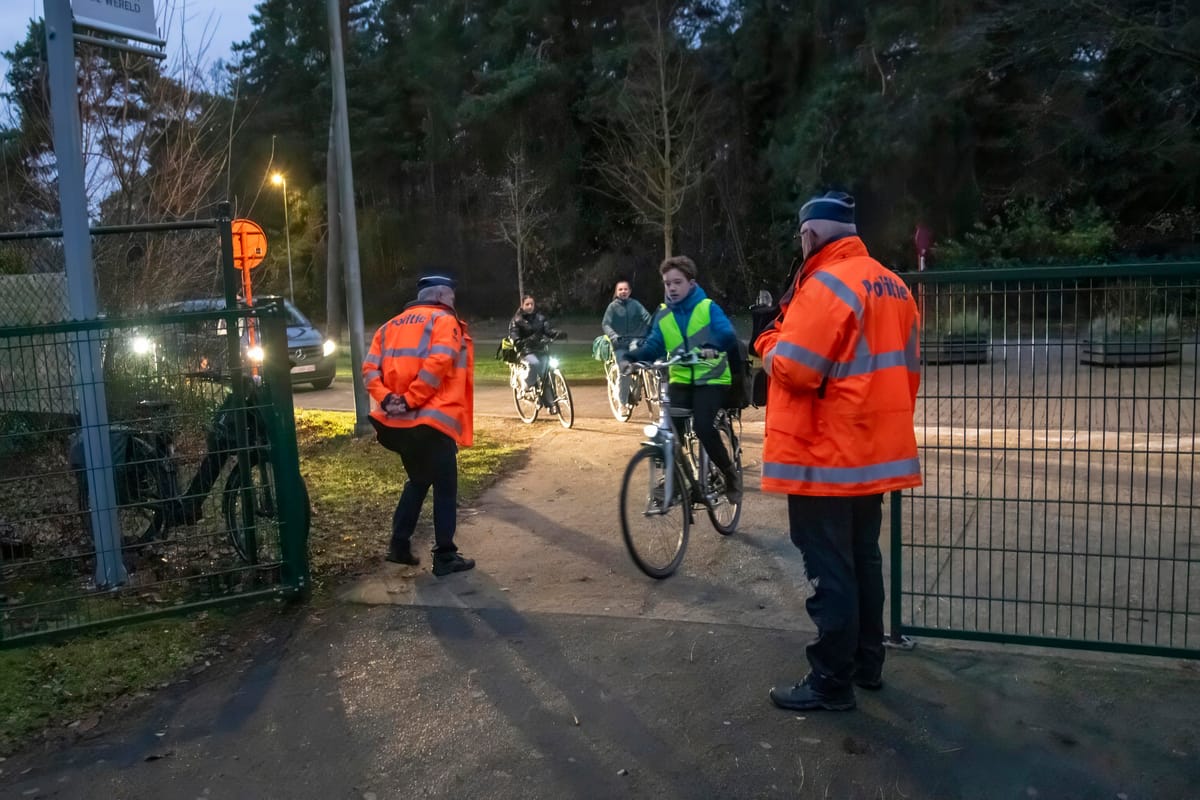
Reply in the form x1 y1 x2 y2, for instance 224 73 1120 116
72 0 160 45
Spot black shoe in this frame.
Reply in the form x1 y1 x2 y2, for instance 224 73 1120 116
769 675 855 712
385 546 420 566
432 552 476 577
853 669 883 691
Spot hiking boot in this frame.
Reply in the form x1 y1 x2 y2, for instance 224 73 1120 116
432 552 476 577
769 674 855 712
722 468 743 505
853 668 883 691
385 545 420 566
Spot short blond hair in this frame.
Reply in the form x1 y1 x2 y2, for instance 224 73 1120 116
660 255 697 281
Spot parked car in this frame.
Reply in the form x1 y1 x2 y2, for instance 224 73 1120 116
161 297 338 390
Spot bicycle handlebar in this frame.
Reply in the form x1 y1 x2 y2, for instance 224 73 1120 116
627 348 705 372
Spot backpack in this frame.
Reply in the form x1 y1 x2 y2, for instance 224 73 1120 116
496 336 520 363
592 335 613 362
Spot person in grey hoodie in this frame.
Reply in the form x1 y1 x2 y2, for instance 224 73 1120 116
602 280 652 407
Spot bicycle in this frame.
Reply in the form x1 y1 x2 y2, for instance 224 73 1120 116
505 336 574 429
70 375 309 565
618 350 743 578
602 335 661 423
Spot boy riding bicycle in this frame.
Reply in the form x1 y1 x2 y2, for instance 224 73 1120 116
621 255 742 504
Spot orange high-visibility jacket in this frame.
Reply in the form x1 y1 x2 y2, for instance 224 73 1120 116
754 237 921 496
363 302 474 447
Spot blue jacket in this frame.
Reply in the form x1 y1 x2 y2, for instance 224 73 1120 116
624 284 737 364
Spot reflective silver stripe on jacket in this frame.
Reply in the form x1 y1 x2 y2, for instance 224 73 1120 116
812 271 863 320
762 457 920 485
389 406 463 435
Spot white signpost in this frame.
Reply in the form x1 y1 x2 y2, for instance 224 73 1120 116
72 0 163 45
45 0 163 586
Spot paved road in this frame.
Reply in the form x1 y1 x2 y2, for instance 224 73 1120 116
3 411 1197 799
292 375 639 423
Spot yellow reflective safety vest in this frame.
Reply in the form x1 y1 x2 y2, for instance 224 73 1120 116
658 299 731 386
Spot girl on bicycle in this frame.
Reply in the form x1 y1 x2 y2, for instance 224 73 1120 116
509 295 563 405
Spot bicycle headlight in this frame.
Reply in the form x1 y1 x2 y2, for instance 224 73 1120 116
549 357 560 369
643 424 659 439
247 345 265 362
130 336 154 356
323 339 336 357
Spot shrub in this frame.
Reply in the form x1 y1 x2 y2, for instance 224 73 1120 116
940 311 989 338
1085 313 1180 341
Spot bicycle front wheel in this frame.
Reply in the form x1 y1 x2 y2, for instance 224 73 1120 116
223 455 284 564
513 384 539 423
642 370 662 420
551 371 574 429
620 448 689 578
705 418 743 535
606 362 632 422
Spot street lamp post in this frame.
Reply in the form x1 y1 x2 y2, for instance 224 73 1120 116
271 172 295 302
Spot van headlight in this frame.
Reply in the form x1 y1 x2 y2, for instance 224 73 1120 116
323 339 336 357
247 345 265 362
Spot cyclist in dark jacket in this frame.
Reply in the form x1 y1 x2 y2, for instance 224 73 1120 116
509 295 562 399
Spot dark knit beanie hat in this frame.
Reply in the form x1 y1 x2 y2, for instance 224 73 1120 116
798 191 856 226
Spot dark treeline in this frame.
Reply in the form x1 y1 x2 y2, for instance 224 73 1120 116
3 1 1199 322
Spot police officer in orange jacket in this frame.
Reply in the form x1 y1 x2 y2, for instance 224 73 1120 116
755 192 921 711
363 273 475 576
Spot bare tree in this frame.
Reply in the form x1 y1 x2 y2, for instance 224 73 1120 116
492 142 550 302
593 5 709 260
2 2 236 311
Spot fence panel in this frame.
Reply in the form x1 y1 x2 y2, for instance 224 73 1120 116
894 263 1200 659
0 217 308 646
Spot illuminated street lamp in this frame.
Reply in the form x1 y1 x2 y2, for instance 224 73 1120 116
270 172 295 302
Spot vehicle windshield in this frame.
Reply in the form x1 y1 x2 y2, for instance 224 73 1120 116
282 299 311 327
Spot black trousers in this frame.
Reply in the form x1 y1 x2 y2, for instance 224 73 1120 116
667 383 733 473
371 421 459 554
786 493 886 691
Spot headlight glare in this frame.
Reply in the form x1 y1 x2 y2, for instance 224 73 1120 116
323 339 336 357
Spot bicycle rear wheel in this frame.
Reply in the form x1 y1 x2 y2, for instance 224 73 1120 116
606 362 633 422
620 448 689 578
705 417 743 535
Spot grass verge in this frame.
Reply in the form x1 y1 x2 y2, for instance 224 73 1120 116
336 341 606 385
0 409 530 757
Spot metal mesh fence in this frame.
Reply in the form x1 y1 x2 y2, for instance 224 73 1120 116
0 308 308 644
895 263 1200 658
0 227 226 322
0 217 308 646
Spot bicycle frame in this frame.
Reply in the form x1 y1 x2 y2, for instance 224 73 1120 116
633 350 706 515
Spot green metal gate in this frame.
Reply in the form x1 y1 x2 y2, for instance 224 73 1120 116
0 212 309 647
891 262 1200 659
